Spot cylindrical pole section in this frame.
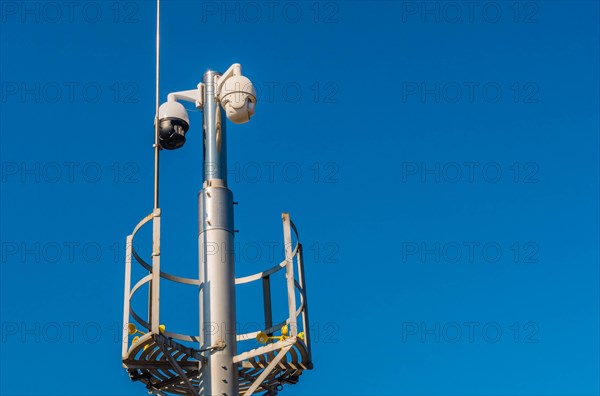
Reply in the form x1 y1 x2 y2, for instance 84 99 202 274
203 70 227 182
199 70 238 396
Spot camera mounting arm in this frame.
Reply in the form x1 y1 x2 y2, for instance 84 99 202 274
214 63 242 96
167 83 205 109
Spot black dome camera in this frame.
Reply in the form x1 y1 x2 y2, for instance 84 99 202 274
157 101 190 150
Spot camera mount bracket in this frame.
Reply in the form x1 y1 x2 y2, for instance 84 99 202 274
167 83 205 109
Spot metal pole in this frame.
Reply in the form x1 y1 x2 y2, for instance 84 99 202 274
153 0 160 209
198 70 238 396
203 70 227 181
150 0 161 340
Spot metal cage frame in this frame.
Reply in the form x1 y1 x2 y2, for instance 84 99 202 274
122 212 312 396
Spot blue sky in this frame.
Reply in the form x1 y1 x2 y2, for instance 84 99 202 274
1 1 599 395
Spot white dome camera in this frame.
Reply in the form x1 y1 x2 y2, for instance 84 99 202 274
217 64 257 124
157 101 190 150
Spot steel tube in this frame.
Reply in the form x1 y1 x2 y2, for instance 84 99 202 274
199 70 238 396
202 70 227 182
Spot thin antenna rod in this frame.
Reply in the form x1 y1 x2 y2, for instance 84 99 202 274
153 0 161 209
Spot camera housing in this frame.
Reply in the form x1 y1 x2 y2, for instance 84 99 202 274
219 75 256 124
158 101 190 150
216 64 257 124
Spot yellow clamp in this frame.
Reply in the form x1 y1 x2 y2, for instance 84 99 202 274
256 325 305 344
128 323 166 336
129 324 166 350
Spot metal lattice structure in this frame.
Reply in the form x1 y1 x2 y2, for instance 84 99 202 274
122 212 312 395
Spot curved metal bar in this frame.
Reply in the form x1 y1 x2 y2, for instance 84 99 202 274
159 271 201 286
132 213 154 237
131 214 303 288
294 280 306 301
130 274 152 299
129 272 201 341
131 233 200 285
130 307 151 332
132 247 152 271
289 219 300 242
235 244 299 285
235 261 285 285
132 247 199 285
294 304 304 324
